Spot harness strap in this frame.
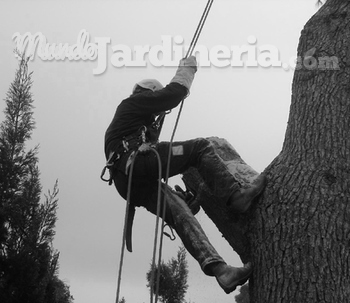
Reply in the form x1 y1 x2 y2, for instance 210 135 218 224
125 204 136 252
101 125 151 184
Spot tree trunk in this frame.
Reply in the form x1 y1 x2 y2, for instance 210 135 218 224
184 1 350 302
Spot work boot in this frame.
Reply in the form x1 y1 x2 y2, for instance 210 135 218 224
213 262 252 294
228 174 267 213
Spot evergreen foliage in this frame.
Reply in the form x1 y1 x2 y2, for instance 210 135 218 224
235 284 249 303
147 246 189 303
118 297 126 303
0 54 73 303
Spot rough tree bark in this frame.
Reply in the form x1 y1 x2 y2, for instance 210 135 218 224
183 1 350 302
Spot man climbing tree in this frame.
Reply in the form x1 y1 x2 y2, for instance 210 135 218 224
102 1 268 299
103 54 266 296
182 0 350 302
0 54 73 303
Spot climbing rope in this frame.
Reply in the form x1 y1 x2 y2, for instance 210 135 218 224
186 0 214 58
115 1 214 302
154 1 214 303
149 148 165 303
115 146 163 303
115 149 139 303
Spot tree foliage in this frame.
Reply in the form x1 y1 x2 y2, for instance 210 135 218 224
118 297 126 303
0 54 73 303
146 246 189 303
235 284 249 303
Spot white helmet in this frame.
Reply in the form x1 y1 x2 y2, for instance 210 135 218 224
132 79 163 93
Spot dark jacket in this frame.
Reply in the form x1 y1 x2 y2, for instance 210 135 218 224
104 82 188 158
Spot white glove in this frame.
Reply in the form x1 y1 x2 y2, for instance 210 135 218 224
170 56 197 91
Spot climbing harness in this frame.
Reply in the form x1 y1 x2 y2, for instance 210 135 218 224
105 1 215 302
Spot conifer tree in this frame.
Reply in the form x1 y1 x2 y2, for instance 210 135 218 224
0 54 73 303
235 284 249 303
147 246 189 303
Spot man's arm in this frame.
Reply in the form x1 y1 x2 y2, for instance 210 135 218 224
131 56 198 114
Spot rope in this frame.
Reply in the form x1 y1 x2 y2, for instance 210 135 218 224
115 149 139 303
115 147 163 303
149 149 164 303
186 0 214 58
154 1 214 302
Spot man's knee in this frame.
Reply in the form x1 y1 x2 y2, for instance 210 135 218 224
144 186 195 227
190 137 211 148
179 137 212 158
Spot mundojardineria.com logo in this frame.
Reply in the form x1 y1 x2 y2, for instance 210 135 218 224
12 29 339 75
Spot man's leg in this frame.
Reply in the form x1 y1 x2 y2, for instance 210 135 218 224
156 138 240 198
145 184 223 274
113 165 223 271
143 184 252 293
156 138 266 213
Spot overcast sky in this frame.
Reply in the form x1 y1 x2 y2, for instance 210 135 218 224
0 1 319 302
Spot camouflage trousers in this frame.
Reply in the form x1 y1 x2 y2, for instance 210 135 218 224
113 138 241 275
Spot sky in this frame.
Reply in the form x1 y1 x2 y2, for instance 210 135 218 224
0 1 319 303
